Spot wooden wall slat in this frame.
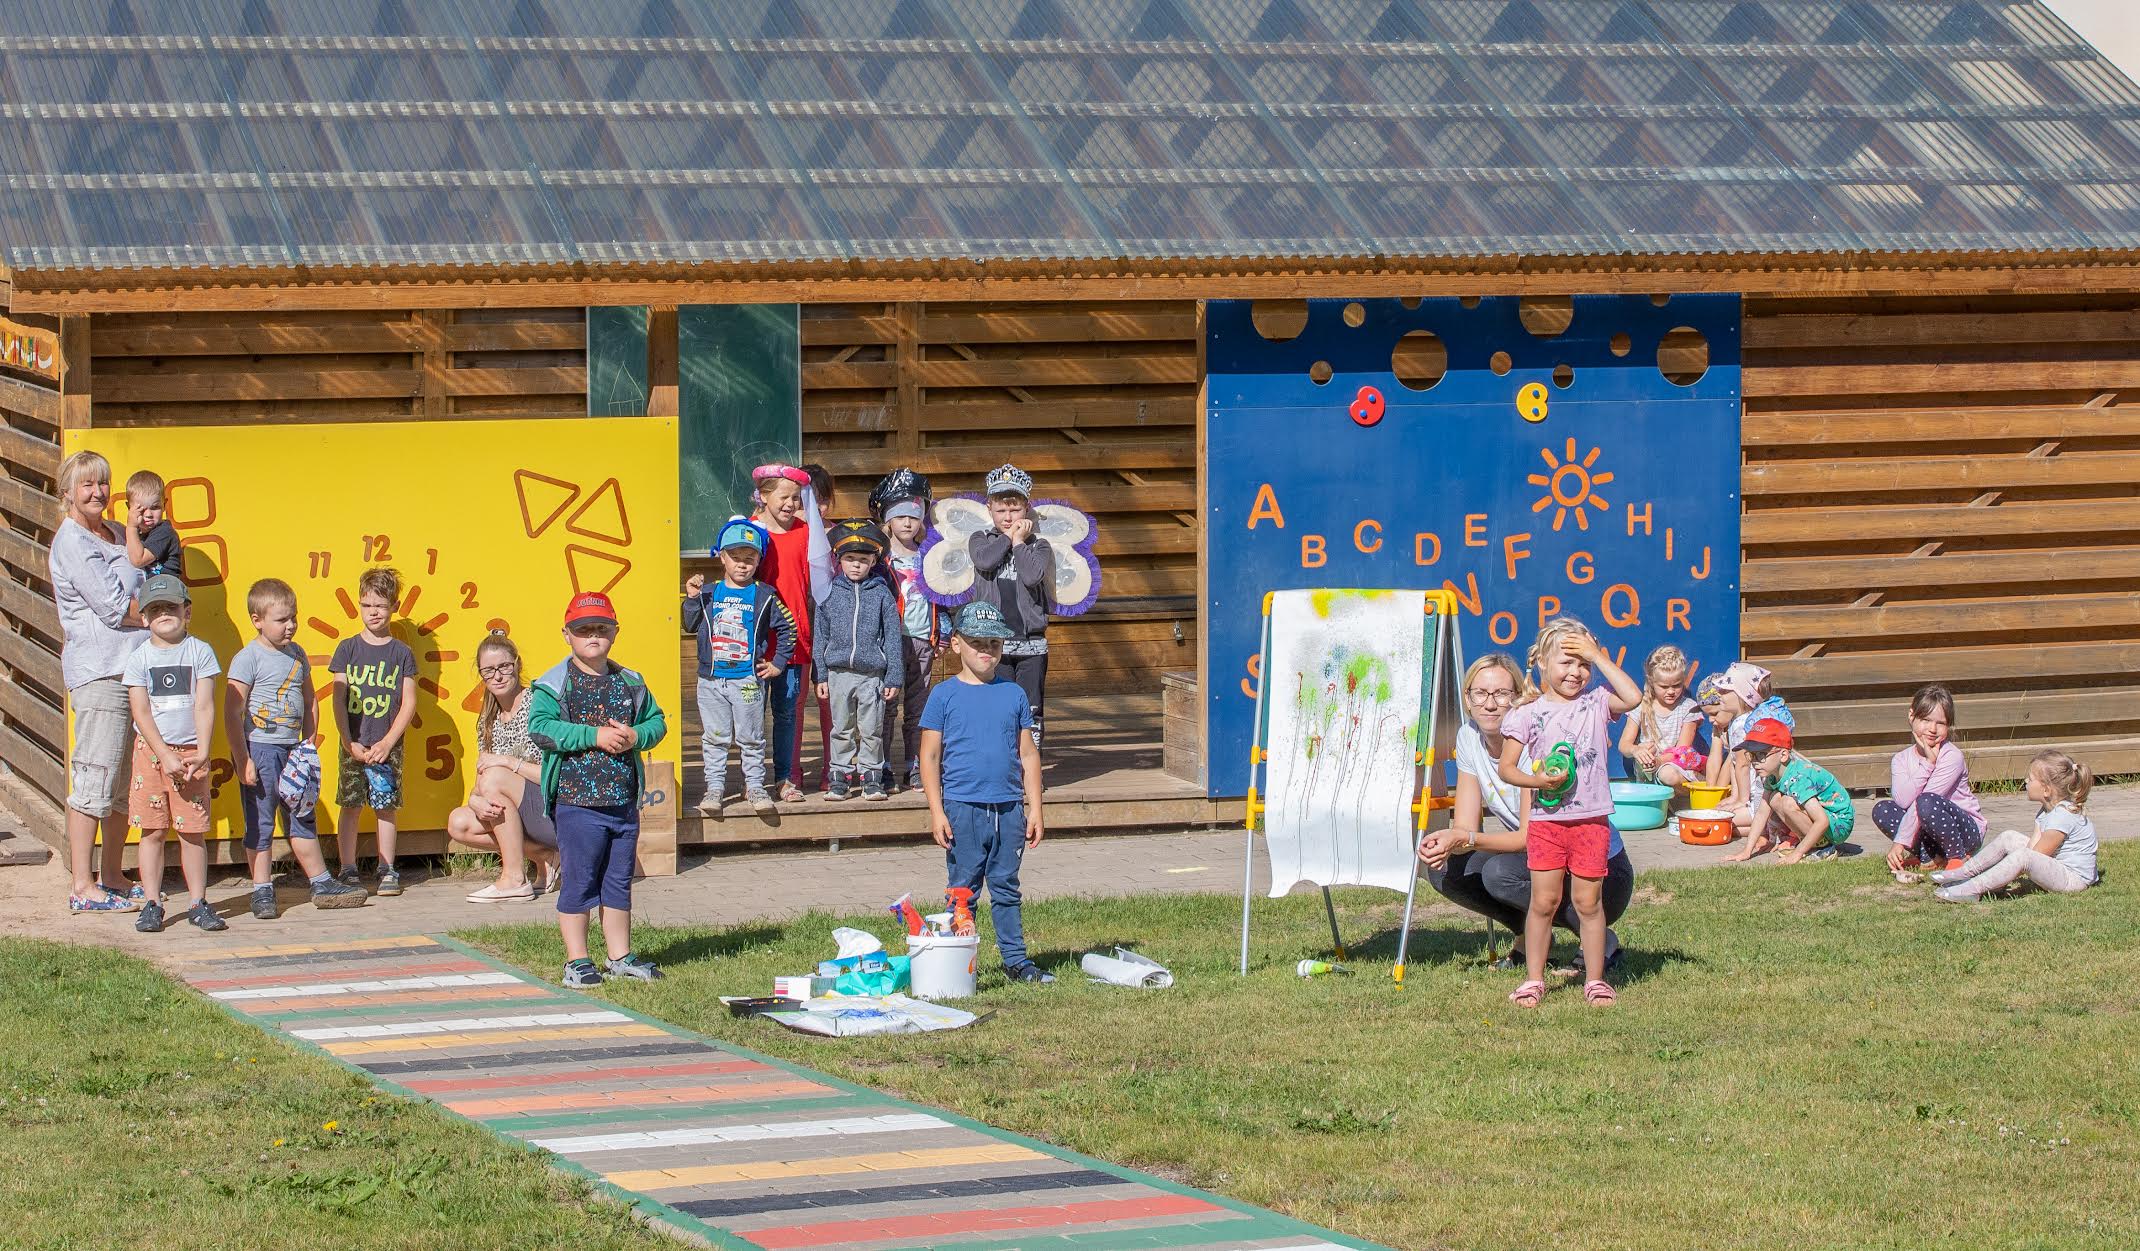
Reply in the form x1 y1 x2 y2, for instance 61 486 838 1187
0 371 68 812
1743 291 2140 780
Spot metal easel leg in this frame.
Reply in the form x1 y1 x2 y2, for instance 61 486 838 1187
1239 825 1256 976
1321 885 1346 961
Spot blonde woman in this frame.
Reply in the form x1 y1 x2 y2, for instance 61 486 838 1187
1416 653 1632 974
445 633 557 901
48 450 148 912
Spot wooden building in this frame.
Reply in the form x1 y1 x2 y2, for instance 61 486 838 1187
3 1 2138 854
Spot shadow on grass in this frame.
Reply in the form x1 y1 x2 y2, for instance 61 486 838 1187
639 924 789 966
1345 923 1700 984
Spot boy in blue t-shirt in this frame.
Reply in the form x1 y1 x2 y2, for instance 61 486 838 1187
919 602 1050 984
682 518 796 818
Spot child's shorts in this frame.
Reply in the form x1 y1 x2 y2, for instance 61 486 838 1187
335 741 404 811
1660 746 1707 774
128 738 212 835
1526 817 1611 879
241 740 318 851
554 803 638 914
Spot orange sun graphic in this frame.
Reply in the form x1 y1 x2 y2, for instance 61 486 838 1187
303 583 466 727
1528 438 1615 532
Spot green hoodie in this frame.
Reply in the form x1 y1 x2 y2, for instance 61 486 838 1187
527 657 667 814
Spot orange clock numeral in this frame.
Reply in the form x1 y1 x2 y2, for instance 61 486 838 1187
423 734 455 782
460 582 479 609
307 551 332 578
425 547 440 575
363 534 392 562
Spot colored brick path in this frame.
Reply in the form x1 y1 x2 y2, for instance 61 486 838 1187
174 934 1385 1251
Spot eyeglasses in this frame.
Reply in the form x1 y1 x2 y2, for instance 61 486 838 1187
477 663 517 679
1466 688 1515 706
567 623 615 638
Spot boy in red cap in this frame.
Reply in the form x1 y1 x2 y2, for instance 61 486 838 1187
1723 718 1855 865
528 591 668 987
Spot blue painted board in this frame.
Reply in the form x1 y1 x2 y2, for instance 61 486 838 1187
1204 295 1741 799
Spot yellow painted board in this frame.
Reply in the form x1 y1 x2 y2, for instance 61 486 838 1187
64 419 681 843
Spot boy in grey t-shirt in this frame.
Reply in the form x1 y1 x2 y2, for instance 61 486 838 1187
225 579 365 920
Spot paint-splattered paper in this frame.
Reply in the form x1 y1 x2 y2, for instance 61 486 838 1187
1263 589 1427 897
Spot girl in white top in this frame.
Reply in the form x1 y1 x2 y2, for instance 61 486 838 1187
1618 645 1705 788
1932 750 2098 901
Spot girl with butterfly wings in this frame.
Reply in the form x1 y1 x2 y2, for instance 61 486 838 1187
915 464 1101 748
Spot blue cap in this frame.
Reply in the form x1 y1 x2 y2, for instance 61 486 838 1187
952 602 1014 640
714 518 767 555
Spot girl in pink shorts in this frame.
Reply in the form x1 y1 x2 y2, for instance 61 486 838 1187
1497 617 1644 1007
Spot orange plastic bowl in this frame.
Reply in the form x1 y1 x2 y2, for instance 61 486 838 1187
1678 808 1734 846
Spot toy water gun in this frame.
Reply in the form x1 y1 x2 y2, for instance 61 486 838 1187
947 887 976 937
1537 741 1578 810
1296 959 1353 978
888 893 925 937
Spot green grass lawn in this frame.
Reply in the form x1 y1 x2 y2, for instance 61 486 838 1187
0 940 671 1251
460 844 2140 1251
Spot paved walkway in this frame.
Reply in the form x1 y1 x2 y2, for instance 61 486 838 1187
8 785 2133 962
174 933 1382 1251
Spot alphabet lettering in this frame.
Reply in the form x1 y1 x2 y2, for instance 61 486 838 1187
1247 483 1285 530
1566 551 1594 585
1537 595 1561 627
1301 534 1326 568
1667 598 1691 632
1443 572 1482 616
1602 583 1641 628
1414 531 1441 566
1464 513 1488 547
1241 653 1261 701
1665 526 1675 561
1690 546 1711 580
1353 519 1382 555
1502 533 1532 580
1626 502 1652 537
1489 611 1518 645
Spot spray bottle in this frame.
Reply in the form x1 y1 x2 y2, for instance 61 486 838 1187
888 893 925 937
1296 959 1353 978
947 887 976 937
1537 740 1578 810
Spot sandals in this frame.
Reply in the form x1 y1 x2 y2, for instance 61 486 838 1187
1508 979 1545 1007
1583 979 1617 1007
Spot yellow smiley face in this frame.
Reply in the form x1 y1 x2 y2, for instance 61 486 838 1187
1517 382 1550 423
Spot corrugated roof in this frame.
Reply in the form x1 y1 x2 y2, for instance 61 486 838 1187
2 0 2137 271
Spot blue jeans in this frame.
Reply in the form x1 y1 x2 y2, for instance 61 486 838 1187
768 665 803 786
944 798 1028 968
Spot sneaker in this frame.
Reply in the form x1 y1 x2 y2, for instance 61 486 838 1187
310 878 368 909
1933 885 1978 904
1005 962 1055 984
188 901 229 932
695 795 722 818
562 959 605 988
605 952 664 982
862 780 888 802
747 789 778 816
336 865 363 889
70 888 140 914
465 880 536 903
134 900 166 932
1803 845 1839 862
826 774 853 802
250 886 279 921
99 880 145 904
1489 950 1524 972
905 767 923 792
374 867 403 897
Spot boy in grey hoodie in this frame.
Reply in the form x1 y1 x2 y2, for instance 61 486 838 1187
814 522 904 801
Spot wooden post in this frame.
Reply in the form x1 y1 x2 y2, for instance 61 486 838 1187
647 307 679 418
636 758 679 877
56 315 90 431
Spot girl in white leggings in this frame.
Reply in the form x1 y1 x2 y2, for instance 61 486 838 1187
1933 750 2098 902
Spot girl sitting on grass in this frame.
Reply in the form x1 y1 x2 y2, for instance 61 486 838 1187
1931 750 2098 902
1619 645 1705 788
1875 684 1985 880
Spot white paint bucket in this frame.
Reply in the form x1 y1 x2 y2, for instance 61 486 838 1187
906 934 980 1000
